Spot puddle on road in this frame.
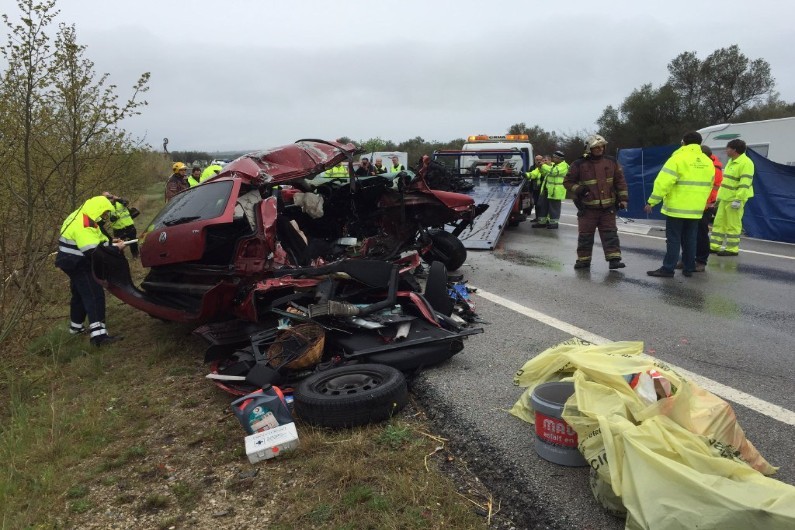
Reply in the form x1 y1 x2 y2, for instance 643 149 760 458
494 248 564 271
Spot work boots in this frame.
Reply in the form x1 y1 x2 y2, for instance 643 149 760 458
608 259 626 269
91 334 123 347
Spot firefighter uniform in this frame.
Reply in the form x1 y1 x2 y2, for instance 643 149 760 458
564 154 628 267
55 196 122 346
710 152 754 254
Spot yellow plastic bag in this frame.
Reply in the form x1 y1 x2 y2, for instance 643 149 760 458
621 416 795 530
511 339 788 527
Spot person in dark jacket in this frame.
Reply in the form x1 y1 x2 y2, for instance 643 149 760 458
355 157 376 176
563 134 628 270
165 162 189 201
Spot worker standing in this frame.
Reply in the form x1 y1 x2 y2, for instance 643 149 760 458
103 192 139 259
709 139 755 256
533 151 568 229
677 146 723 271
373 158 388 174
644 131 715 277
390 156 405 172
525 155 544 222
564 135 628 269
55 196 126 346
187 166 202 187
165 162 189 202
324 163 349 178
201 164 224 182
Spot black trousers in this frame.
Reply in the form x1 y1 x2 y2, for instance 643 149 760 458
696 207 715 264
67 260 106 328
114 225 138 257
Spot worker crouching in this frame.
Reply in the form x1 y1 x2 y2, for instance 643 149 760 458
55 196 126 346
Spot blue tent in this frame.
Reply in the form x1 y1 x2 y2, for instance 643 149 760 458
617 146 795 243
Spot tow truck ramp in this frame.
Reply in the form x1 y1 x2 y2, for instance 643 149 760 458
457 177 525 250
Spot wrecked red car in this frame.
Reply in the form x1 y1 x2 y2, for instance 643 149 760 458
93 140 484 404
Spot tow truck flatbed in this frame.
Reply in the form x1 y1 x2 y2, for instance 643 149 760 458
432 149 532 250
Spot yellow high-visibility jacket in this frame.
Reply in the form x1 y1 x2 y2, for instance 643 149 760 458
717 152 755 202
647 144 715 218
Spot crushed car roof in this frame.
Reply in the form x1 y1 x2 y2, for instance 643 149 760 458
216 139 357 184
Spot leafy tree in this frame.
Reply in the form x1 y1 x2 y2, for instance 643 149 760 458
597 45 782 149
0 0 152 343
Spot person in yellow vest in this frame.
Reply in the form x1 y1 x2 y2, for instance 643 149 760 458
532 151 568 229
373 158 388 174
103 192 139 258
390 156 405 172
201 164 224 182
709 139 755 256
324 163 349 178
187 166 202 187
644 131 715 277
525 154 545 222
54 196 126 346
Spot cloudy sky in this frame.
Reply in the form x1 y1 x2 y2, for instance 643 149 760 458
39 0 795 151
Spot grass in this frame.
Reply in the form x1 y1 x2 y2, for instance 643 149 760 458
0 183 504 529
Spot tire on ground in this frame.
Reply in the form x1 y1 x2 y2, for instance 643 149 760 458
422 229 467 271
293 364 408 428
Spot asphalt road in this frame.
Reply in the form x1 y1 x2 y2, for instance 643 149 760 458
414 201 795 529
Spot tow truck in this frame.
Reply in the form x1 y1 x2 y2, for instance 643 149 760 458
432 134 534 250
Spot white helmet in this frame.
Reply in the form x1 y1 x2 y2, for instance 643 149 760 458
584 134 607 150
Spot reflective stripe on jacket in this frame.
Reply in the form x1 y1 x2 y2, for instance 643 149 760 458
717 152 754 202
543 161 569 200
564 155 628 208
647 144 714 219
55 196 113 270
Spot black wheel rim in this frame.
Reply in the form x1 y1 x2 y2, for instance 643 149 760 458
311 372 383 396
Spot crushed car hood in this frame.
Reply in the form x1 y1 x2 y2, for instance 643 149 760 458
216 139 357 184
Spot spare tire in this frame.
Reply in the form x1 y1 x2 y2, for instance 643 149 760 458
293 364 408 428
422 229 467 271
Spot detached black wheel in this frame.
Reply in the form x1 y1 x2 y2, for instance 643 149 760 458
293 364 408 428
422 229 467 271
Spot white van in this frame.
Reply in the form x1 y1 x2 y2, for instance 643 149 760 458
698 117 795 166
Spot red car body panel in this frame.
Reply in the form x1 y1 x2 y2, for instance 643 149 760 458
96 140 480 326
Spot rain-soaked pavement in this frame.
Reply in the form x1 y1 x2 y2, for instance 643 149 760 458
414 202 795 529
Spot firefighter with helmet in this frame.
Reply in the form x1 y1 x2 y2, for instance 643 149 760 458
563 134 628 270
165 162 189 202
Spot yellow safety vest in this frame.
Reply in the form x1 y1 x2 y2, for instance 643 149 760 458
111 201 135 230
648 144 715 218
717 152 754 202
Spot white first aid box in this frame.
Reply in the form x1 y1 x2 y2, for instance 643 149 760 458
244 422 299 463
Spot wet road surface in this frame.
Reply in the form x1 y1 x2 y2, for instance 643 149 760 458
415 202 795 529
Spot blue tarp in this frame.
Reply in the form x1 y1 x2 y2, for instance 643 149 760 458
617 146 795 243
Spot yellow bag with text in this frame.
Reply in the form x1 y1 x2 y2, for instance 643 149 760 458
511 339 789 528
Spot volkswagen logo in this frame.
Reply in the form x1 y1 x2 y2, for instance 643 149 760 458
159 232 167 243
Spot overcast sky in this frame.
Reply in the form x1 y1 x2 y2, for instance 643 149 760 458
40 0 795 152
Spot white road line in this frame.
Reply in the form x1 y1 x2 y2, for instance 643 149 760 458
472 286 795 426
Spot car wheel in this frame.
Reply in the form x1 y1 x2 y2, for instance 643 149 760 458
422 229 467 271
293 364 408 428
